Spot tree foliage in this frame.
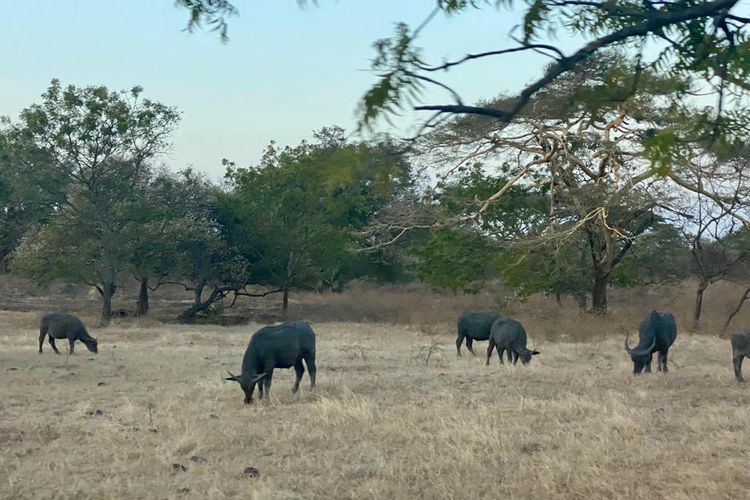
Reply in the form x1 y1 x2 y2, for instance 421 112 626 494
7 80 180 323
223 127 412 310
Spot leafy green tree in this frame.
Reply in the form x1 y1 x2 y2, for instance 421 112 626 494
224 127 411 312
0 128 68 270
11 184 135 314
8 80 179 323
124 169 217 316
172 217 254 322
411 228 498 293
409 164 547 293
497 237 593 308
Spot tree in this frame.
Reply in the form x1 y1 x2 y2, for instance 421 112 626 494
172 219 256 322
0 126 67 269
173 1 750 147
360 1 749 139
675 194 750 330
224 127 412 312
409 164 547 293
384 54 711 312
125 168 218 316
411 228 499 293
8 80 179 323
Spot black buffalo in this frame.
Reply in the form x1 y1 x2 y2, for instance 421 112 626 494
486 317 540 366
624 309 677 374
731 330 750 382
456 310 503 357
226 320 316 404
38 312 98 355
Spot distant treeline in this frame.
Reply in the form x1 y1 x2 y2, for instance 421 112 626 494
3 74 750 329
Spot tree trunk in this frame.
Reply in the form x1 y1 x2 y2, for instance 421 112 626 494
723 287 750 332
282 285 289 315
692 280 708 331
179 286 224 322
282 251 295 316
194 280 206 305
136 278 150 316
591 274 609 315
100 282 116 326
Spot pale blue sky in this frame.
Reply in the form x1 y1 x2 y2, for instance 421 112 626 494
1 1 578 178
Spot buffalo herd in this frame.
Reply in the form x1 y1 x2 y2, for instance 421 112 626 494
36 307 746 406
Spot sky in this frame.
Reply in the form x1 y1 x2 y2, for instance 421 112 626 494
1 1 580 179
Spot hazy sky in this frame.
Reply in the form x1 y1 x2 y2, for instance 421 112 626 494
2 1 579 178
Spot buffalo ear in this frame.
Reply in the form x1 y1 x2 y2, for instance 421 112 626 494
531 350 541 355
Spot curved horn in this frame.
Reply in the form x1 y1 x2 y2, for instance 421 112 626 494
225 371 239 382
624 333 634 355
625 335 656 356
250 373 266 384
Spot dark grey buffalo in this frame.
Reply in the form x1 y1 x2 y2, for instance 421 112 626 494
624 309 677 374
38 312 98 355
226 320 316 404
731 330 750 382
456 310 503 356
486 317 540 366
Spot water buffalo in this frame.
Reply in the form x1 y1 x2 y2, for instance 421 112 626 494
226 320 316 404
486 317 540 366
624 309 676 374
38 312 98 354
456 310 503 356
731 330 750 382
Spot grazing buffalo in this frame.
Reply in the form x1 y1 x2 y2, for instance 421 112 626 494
38 312 98 354
486 317 540 366
624 309 676 374
456 310 503 357
731 330 750 382
226 320 316 404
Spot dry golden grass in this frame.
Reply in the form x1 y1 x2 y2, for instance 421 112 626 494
1 310 749 499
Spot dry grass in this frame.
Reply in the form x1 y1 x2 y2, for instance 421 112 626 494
1 310 748 499
5 275 750 337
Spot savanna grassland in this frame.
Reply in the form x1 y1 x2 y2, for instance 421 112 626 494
1 280 750 500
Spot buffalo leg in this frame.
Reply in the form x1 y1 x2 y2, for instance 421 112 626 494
292 360 305 393
305 355 316 390
466 338 476 356
496 348 504 365
39 331 46 353
456 334 465 357
658 351 669 373
68 338 75 355
48 337 61 354
486 341 495 366
735 355 745 382
262 369 274 398
243 384 256 405
507 350 514 364
512 351 519 365
644 354 653 373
